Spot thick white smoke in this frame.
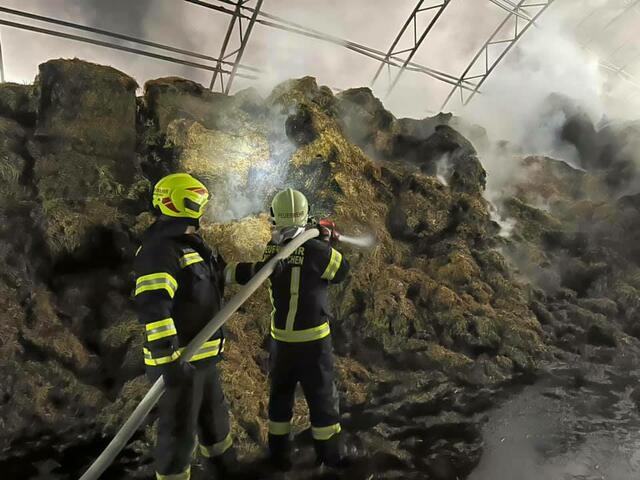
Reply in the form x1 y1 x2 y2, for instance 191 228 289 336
4 0 639 224
3 1 638 128
457 21 606 201
211 111 296 222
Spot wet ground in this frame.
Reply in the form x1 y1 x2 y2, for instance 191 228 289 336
470 359 640 480
5 349 640 479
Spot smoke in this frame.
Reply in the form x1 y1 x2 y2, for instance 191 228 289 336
489 203 517 239
3 1 638 220
205 108 296 222
451 1 640 205
2 2 640 222
77 0 155 37
456 14 606 185
0 0 223 87
3 0 639 131
435 153 452 186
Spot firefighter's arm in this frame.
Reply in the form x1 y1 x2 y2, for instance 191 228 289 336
319 245 350 284
133 244 181 363
224 244 282 285
223 261 256 286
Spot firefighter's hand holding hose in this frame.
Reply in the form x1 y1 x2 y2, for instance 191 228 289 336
317 218 340 244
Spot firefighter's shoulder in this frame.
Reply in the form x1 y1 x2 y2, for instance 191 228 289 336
303 239 346 278
304 237 332 252
304 238 345 257
134 237 182 272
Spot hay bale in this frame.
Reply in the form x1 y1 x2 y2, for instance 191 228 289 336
36 58 137 157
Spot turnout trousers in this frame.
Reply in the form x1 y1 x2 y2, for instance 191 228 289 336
149 363 232 479
267 336 342 464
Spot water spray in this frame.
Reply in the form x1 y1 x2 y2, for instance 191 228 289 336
314 217 378 249
338 233 377 248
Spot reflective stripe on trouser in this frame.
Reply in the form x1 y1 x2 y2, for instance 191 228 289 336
143 339 225 366
153 363 231 477
312 423 341 441
156 466 190 480
268 420 292 436
268 337 340 462
199 432 233 458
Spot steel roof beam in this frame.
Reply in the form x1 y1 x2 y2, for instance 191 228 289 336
441 0 555 109
487 0 536 23
0 17 258 80
209 0 263 93
599 58 640 91
209 2 241 91
222 0 263 93
371 0 453 98
0 6 259 74
601 0 640 32
185 0 473 91
576 1 640 87
583 0 640 49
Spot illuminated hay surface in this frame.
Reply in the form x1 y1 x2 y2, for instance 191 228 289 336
166 119 270 183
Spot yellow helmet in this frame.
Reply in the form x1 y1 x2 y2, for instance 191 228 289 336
152 173 210 219
271 188 309 228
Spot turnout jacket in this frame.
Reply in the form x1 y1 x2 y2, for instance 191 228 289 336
134 219 226 368
228 236 349 343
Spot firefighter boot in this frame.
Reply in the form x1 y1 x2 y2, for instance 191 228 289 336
203 446 240 479
314 433 351 469
268 433 293 471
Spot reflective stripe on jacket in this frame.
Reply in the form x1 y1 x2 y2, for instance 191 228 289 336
133 218 226 366
229 236 349 343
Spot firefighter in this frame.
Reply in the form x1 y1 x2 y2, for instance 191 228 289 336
133 173 234 480
227 188 350 470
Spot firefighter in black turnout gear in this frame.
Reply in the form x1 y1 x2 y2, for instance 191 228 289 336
134 173 234 480
227 188 350 469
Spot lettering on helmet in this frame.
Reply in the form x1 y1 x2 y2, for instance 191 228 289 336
278 210 306 218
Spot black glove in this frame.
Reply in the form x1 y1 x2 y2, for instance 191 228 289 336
161 360 194 388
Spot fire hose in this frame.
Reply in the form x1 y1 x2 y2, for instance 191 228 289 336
79 225 376 479
79 228 318 480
